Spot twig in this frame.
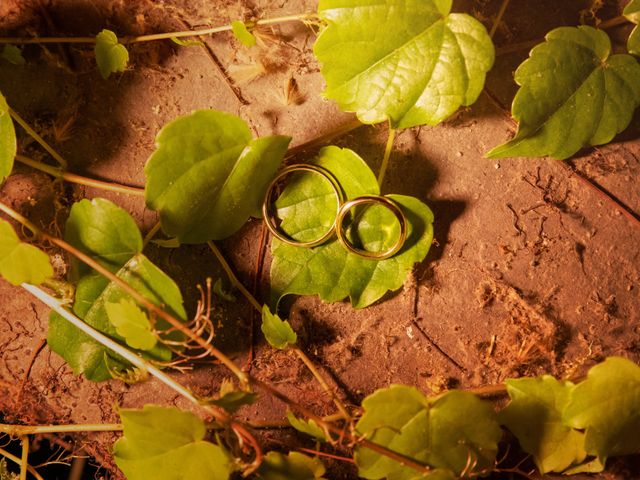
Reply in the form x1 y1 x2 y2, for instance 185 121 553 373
377 125 396 187
9 109 67 168
0 446 44 480
490 0 511 38
15 155 145 196
1 423 122 436
0 14 315 45
19 436 28 480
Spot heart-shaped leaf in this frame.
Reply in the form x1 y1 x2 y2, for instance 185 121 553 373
487 26 640 160
0 219 52 285
145 110 291 243
113 405 236 480
0 92 16 183
269 146 434 309
314 0 495 128
355 386 501 479
95 29 129 79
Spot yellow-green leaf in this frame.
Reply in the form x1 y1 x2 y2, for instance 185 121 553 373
0 219 52 286
231 21 257 47
625 0 640 55
95 29 129 79
105 298 157 351
261 305 297 350
0 91 16 183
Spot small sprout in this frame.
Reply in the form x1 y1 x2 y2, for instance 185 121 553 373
231 20 257 47
94 29 129 79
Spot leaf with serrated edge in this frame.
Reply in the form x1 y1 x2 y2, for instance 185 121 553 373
257 452 326 480
114 405 236 480
94 29 129 79
145 110 290 243
270 146 433 309
64 198 143 279
261 305 297 349
563 357 640 468
314 0 494 129
0 219 52 286
625 0 640 55
487 26 640 160
355 386 501 480
231 21 257 47
48 254 186 381
105 298 157 351
500 376 586 473
0 91 16 183
287 410 326 441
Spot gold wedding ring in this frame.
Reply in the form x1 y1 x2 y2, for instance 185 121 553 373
335 195 408 260
262 164 345 248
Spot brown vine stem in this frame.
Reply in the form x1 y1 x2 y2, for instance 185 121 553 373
19 436 28 480
490 0 511 38
496 14 628 56
206 240 352 420
0 446 44 480
16 155 145 197
0 13 315 45
9 109 67 168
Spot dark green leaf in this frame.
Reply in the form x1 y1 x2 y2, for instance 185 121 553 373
205 379 257 413
144 110 291 243
47 254 186 381
257 452 325 480
287 411 326 441
487 26 640 160
563 357 640 467
65 198 142 278
231 21 257 47
314 0 494 128
355 386 501 480
270 147 434 309
624 0 640 55
113 405 236 480
95 29 129 79
261 305 297 349
1 45 25 65
0 219 52 285
500 376 586 473
0 92 16 183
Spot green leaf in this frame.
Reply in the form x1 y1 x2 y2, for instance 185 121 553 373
0 92 16 183
105 298 157 351
231 21 257 47
624 0 640 55
205 379 257 413
213 279 237 302
500 376 586 473
314 0 494 129
144 110 291 243
287 410 326 441
47 254 186 381
0 219 52 286
114 405 236 480
563 357 640 467
261 305 297 349
270 146 434 309
487 26 640 160
64 198 143 278
355 386 501 480
95 29 129 79
257 452 326 480
1 45 25 65
170 37 204 47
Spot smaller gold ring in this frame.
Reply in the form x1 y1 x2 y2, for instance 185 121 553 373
335 195 408 260
262 164 345 248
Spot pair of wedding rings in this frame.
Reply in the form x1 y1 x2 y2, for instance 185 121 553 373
262 164 408 260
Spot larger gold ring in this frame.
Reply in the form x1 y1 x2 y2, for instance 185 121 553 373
262 164 345 248
335 195 408 260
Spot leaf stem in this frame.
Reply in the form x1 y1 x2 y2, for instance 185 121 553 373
0 446 44 480
490 0 511 38
0 13 315 45
377 126 396 187
1 423 123 436
207 241 263 313
142 221 162 249
9 109 68 168
15 155 145 196
292 347 351 421
19 436 28 480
